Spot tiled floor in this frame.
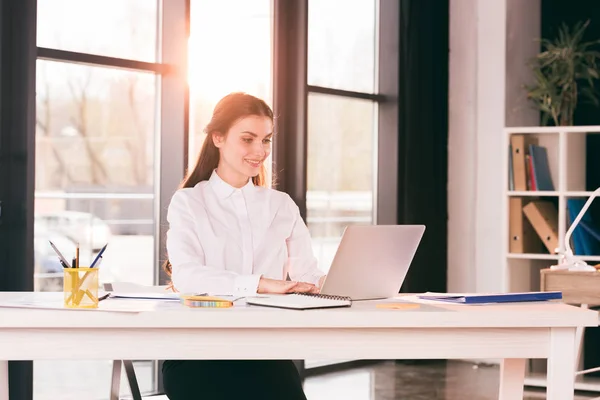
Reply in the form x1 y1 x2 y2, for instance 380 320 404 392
303 360 600 400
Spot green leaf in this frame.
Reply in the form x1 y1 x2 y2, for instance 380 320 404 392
526 19 600 124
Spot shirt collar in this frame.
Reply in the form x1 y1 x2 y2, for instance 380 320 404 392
208 169 255 199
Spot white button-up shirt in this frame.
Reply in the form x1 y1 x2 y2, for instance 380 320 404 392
166 170 325 295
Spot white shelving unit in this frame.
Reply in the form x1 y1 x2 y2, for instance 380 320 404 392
502 125 600 292
503 125 600 392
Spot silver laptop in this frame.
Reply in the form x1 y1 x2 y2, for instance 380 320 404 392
319 225 425 300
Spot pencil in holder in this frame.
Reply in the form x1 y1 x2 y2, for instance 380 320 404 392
63 267 99 308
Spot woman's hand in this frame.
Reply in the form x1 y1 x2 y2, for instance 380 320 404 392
294 281 320 294
257 277 319 294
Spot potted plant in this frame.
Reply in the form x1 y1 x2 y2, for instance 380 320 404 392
525 19 600 126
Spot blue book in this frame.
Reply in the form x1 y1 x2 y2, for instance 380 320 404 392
529 144 555 191
567 199 600 255
579 220 600 255
580 220 600 242
567 199 587 255
418 291 562 304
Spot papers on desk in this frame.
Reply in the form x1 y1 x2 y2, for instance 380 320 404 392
105 282 177 297
106 292 246 304
108 292 181 301
104 282 244 302
0 292 152 313
102 282 180 301
0 287 246 313
99 298 160 312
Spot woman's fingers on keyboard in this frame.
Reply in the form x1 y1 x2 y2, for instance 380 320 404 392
293 282 318 293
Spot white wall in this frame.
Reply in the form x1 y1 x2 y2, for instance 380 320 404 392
447 0 540 293
506 0 541 127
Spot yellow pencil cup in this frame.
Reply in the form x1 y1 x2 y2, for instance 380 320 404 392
63 267 99 309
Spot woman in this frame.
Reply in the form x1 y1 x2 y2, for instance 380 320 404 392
162 92 326 400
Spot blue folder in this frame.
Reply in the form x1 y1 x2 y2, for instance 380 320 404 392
529 144 555 191
567 199 600 255
418 291 562 304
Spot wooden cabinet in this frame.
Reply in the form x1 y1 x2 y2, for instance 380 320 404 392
540 268 600 306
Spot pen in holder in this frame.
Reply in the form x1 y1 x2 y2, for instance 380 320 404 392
64 267 99 308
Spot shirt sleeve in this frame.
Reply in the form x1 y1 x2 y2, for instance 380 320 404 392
166 190 262 295
284 195 326 285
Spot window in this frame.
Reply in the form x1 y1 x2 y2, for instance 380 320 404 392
307 0 377 93
303 368 374 398
307 93 377 272
32 0 185 397
34 60 157 288
37 0 158 62
305 0 380 371
188 0 273 173
33 59 158 400
306 0 379 275
27 0 391 392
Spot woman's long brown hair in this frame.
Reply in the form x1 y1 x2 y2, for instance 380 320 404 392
163 92 274 278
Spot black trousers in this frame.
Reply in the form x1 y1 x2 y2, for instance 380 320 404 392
162 360 308 400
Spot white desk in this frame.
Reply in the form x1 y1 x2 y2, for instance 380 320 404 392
0 292 597 400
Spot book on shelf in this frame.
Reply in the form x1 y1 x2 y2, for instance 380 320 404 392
508 146 514 191
525 154 535 191
510 134 532 191
581 220 600 243
567 198 600 256
509 197 544 253
529 144 554 191
522 201 559 254
508 135 554 191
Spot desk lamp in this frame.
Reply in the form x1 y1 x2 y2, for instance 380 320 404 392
551 187 600 271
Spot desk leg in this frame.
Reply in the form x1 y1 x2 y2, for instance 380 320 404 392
0 360 8 400
109 360 122 400
547 327 576 400
123 360 142 400
575 304 589 372
498 358 525 400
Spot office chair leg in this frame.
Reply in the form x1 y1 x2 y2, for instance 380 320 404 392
123 360 143 400
293 360 306 382
110 360 122 400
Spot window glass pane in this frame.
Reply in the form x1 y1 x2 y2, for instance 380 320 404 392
308 0 377 93
188 0 273 174
304 368 373 398
306 93 376 274
34 60 157 399
37 0 158 62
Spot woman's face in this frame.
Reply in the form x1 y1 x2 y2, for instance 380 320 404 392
213 115 273 182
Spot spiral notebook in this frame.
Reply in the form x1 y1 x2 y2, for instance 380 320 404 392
246 293 352 310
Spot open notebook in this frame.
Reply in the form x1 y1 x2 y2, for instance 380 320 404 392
246 293 352 310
